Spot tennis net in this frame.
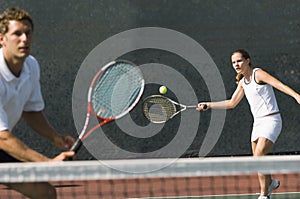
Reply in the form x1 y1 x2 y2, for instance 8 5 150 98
0 155 300 199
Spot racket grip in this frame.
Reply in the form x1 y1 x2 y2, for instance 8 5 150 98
70 138 82 153
203 104 208 110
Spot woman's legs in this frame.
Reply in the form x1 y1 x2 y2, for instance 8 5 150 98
252 137 273 196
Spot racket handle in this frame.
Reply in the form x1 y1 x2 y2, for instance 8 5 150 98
203 104 208 110
70 138 83 153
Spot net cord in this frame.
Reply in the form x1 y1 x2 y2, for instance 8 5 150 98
1 156 300 183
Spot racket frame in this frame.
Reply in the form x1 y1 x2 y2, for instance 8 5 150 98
71 60 144 152
142 95 198 124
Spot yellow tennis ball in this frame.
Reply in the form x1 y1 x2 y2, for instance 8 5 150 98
159 86 168 94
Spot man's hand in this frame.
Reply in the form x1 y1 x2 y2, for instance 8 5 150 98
51 151 75 161
53 134 75 150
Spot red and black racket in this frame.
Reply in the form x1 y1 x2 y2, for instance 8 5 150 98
70 60 144 153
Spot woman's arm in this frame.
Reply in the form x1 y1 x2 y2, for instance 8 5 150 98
255 69 300 104
197 80 245 110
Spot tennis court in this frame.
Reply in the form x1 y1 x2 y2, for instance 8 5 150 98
0 156 300 199
140 194 300 199
137 194 300 199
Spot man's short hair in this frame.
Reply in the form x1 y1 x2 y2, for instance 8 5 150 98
0 7 33 35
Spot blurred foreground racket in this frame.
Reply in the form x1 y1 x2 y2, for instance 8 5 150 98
71 60 144 153
142 95 206 123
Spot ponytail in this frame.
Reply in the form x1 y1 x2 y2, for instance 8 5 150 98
235 73 244 84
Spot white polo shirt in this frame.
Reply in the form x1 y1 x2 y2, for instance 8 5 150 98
0 48 45 132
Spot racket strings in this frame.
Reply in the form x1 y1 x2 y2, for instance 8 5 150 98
143 97 177 123
92 62 143 118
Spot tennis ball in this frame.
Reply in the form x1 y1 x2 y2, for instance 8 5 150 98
159 86 168 94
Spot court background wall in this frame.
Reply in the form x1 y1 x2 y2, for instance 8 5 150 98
1 0 299 159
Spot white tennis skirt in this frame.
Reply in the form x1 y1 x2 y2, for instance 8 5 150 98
251 113 282 143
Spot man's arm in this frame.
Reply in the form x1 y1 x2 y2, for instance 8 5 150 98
22 111 74 150
0 130 50 161
0 130 75 162
0 111 76 162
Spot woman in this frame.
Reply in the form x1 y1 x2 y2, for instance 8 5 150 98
197 49 300 199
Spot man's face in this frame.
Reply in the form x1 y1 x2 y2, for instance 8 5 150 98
0 19 33 59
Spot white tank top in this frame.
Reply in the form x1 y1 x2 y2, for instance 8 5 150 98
242 68 279 118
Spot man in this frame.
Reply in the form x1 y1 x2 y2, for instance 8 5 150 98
0 7 75 198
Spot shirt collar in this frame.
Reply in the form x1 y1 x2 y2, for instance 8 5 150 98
0 48 30 82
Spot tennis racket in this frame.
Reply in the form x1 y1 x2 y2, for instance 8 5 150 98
70 60 144 153
142 95 206 123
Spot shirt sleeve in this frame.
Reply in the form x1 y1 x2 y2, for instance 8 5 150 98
0 82 9 131
23 56 45 112
0 105 9 132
